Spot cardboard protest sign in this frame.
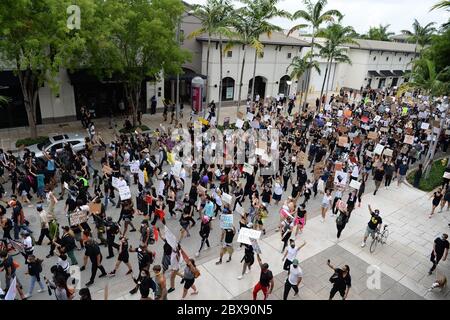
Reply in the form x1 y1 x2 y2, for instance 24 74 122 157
349 179 361 190
69 210 88 226
298 151 308 166
334 170 347 186
433 120 440 128
366 150 373 158
344 109 352 118
237 111 244 119
89 202 102 215
257 140 267 149
237 227 262 245
235 204 244 216
383 148 393 157
338 126 349 133
338 136 348 147
374 144 385 155
380 127 388 133
118 185 131 200
335 162 343 171
247 113 254 121
197 184 206 194
220 214 234 229
404 135 414 145
255 148 265 156
367 131 378 140
353 136 362 145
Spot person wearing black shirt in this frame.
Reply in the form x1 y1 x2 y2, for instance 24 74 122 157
429 234 449 275
327 259 351 300
252 254 274 300
105 217 120 259
57 226 78 265
216 227 235 264
361 205 382 247
196 216 211 257
373 167 384 195
238 243 254 280
80 238 107 286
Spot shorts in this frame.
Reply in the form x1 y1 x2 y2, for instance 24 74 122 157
222 245 234 255
321 202 329 209
273 193 282 201
398 175 406 182
74 232 82 241
118 253 129 263
364 226 376 238
184 278 195 290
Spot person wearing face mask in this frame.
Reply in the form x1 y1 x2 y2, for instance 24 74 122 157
361 205 382 248
327 259 351 300
428 234 449 275
283 259 303 300
137 269 156 300
282 240 306 271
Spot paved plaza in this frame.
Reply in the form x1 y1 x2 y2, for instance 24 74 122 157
2 107 450 301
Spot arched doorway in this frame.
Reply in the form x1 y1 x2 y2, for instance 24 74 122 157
221 77 235 101
248 76 267 100
278 75 291 96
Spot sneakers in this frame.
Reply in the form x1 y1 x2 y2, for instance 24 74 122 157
106 255 114 259
320 218 325 223
37 289 44 293
215 260 222 265
85 281 94 287
195 252 200 257
24 293 31 299
126 269 133 275
361 242 366 248
99 273 107 278
168 287 175 293
237 275 243 280
109 271 116 277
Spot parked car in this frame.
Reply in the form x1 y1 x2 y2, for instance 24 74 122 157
26 134 86 158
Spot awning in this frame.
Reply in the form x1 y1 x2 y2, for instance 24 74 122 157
380 70 395 77
367 70 381 77
393 70 404 76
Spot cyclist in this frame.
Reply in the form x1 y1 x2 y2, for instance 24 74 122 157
361 204 383 248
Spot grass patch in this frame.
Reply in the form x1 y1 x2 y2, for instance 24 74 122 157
119 125 150 134
407 158 447 191
15 136 48 148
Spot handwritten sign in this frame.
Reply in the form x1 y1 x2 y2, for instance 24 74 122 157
235 119 244 129
349 179 361 190
374 144 385 155
221 192 233 204
243 163 253 174
69 210 88 226
89 202 101 215
237 227 262 245
118 185 131 200
404 135 414 145
130 161 140 174
220 214 234 230
164 226 178 250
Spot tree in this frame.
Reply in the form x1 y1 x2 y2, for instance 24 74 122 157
244 0 290 101
288 0 342 109
407 58 449 96
230 7 264 113
362 24 394 41
286 52 321 108
0 0 88 138
189 0 226 108
401 19 436 55
84 0 190 127
316 23 356 109
430 0 450 10
0 95 10 105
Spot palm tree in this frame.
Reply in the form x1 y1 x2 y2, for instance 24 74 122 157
430 0 450 10
401 19 436 55
362 24 394 41
230 9 264 113
244 0 290 101
316 23 357 108
189 0 224 108
287 52 321 110
408 58 449 96
0 95 10 105
288 0 342 109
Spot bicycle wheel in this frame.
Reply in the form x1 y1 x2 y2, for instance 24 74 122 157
369 237 378 253
381 229 389 245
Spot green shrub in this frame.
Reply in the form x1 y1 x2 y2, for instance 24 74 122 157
15 136 48 148
119 125 150 134
407 158 447 191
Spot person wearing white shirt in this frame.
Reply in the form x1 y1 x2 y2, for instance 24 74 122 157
282 240 306 271
283 259 303 300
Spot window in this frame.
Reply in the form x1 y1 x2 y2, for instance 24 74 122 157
221 77 235 101
386 56 389 61
287 52 292 59
373 56 376 61
226 50 232 58
399 57 402 62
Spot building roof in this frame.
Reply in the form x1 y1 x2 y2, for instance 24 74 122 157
347 38 418 53
196 31 310 47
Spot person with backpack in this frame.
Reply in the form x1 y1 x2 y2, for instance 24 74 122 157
57 226 78 265
24 255 45 298
105 217 120 259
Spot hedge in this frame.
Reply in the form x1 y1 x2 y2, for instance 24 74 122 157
407 158 447 191
15 136 48 148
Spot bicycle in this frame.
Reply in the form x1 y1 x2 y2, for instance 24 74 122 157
369 225 389 253
0 238 24 256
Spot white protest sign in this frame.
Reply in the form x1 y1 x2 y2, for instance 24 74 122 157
164 226 178 250
334 170 347 186
221 192 233 204
255 148 265 156
264 114 271 122
171 161 182 177
374 115 381 122
243 163 253 174
237 227 262 245
247 113 254 121
138 170 145 186
118 185 131 200
64 182 69 190
421 123 430 130
130 161 140 174
235 119 244 129
235 204 244 215
443 172 450 179
349 179 361 190
374 144 385 155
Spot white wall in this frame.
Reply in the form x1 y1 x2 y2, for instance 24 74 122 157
38 69 76 123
